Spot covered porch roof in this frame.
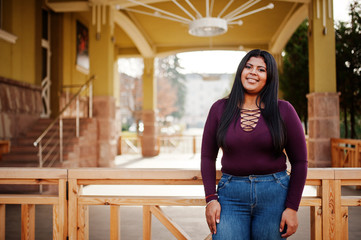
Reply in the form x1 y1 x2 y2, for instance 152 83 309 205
47 0 309 57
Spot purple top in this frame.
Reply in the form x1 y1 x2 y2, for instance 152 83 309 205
201 99 308 211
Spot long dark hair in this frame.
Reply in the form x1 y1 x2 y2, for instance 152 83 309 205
216 49 286 154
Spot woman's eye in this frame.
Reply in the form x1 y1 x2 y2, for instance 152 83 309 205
245 65 251 69
259 68 266 72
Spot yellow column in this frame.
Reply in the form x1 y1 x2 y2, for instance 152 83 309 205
308 0 336 93
141 57 159 157
89 5 118 166
89 9 114 96
307 0 339 167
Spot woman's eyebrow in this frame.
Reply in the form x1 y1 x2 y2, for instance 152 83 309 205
247 63 266 69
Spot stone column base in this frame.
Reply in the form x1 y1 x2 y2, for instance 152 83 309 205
93 96 118 167
307 92 340 167
141 110 159 157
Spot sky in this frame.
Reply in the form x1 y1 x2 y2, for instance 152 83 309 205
119 0 352 76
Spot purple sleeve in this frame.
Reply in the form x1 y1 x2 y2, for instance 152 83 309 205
201 100 222 202
282 101 308 211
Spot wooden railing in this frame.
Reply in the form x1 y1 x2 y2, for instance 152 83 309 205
0 168 67 240
33 75 95 167
1 168 360 240
331 138 361 167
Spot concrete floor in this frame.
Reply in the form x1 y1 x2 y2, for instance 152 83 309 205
4 153 361 239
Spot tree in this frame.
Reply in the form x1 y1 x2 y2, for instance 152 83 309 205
335 0 361 138
279 20 309 134
156 55 187 119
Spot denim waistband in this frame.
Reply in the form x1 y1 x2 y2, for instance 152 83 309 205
221 170 288 182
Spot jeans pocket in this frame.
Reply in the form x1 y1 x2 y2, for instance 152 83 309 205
276 175 290 190
217 176 230 191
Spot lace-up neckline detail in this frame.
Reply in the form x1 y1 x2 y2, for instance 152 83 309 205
240 108 261 132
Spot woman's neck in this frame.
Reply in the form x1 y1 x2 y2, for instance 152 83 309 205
242 95 259 110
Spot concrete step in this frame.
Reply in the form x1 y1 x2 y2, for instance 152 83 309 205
17 137 79 146
10 145 74 154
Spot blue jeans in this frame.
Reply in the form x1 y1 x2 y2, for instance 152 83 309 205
213 170 290 240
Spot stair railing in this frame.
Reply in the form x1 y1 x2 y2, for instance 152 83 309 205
33 75 95 168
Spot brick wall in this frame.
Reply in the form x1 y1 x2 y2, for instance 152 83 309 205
0 77 42 140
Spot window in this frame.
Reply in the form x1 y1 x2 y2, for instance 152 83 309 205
0 0 18 44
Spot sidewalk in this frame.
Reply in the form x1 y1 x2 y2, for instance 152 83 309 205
4 153 361 239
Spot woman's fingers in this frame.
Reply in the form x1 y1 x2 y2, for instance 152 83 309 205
280 208 298 238
205 201 221 234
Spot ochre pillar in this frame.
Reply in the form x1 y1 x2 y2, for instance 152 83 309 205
89 6 118 166
141 58 159 157
307 0 339 167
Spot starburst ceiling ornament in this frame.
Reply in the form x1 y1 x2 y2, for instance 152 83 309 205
118 0 274 37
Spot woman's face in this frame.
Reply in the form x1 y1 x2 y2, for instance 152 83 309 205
241 56 267 95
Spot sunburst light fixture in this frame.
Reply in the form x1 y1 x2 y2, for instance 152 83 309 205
118 0 274 37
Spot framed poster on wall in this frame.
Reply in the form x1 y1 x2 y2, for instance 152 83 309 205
76 20 89 72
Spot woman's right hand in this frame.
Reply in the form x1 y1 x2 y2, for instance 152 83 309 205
205 200 221 234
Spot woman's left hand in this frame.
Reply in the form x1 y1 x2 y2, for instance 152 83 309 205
280 208 298 238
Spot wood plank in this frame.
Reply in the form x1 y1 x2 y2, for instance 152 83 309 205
334 180 342 240
0 204 5 240
78 205 89 240
0 195 58 205
310 206 322 240
334 169 361 179
305 179 322 186
58 179 67 240
21 204 35 240
331 138 361 145
68 179 78 240
143 206 151 240
0 179 59 185
307 168 335 179
341 207 349 240
71 168 336 180
340 179 361 186
300 197 321 206
0 168 67 179
150 205 191 240
78 196 205 206
110 205 120 240
68 168 204 180
322 180 333 240
341 196 361 206
204 233 212 240
77 179 204 185
53 205 59 240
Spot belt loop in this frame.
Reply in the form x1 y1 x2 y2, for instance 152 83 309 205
228 175 232 182
272 173 278 180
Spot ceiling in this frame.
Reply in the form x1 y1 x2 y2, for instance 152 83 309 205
47 0 310 57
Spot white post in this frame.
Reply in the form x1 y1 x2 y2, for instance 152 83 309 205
59 117 63 163
76 95 80 138
89 81 93 118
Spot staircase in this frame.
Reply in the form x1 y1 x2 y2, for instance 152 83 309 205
0 117 98 168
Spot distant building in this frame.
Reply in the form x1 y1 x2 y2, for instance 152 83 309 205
182 73 233 128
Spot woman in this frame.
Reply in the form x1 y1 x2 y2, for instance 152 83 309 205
201 49 307 239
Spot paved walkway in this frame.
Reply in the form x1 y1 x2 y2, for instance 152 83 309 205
4 153 361 239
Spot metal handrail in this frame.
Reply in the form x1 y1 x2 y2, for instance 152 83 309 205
34 75 95 167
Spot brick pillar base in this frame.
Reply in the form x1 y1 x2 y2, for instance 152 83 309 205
141 110 159 157
93 96 118 167
307 92 340 167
